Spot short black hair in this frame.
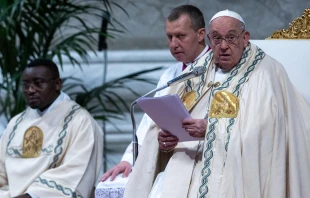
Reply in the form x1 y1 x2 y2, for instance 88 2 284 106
26 58 60 78
167 5 205 32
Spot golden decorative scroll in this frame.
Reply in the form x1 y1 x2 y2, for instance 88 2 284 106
182 91 197 111
267 8 310 39
209 91 239 118
22 126 43 158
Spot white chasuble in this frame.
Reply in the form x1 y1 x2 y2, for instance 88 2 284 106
125 43 310 198
0 99 103 198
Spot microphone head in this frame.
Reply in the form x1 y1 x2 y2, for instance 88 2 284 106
193 66 206 76
167 66 207 87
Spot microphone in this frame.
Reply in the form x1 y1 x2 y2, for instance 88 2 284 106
130 66 206 165
167 66 206 86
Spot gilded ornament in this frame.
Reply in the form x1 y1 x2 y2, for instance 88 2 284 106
182 91 197 110
267 8 310 39
22 126 44 158
209 91 239 118
207 81 213 87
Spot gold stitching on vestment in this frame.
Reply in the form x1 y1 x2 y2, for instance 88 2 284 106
181 91 197 111
209 91 239 118
22 126 43 158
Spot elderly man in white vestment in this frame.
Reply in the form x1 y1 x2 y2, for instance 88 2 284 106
0 59 103 198
124 10 310 198
99 5 210 185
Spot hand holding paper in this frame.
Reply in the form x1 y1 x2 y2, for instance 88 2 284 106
136 94 204 142
182 118 208 138
157 130 179 151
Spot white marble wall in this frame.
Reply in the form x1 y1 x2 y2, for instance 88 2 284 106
107 0 310 50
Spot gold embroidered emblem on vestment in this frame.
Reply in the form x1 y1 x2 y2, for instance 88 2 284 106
209 91 239 118
182 91 197 111
22 126 43 158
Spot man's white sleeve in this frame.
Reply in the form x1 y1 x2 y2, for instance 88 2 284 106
0 128 11 198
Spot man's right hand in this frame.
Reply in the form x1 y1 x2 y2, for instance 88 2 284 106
99 161 132 182
158 130 178 151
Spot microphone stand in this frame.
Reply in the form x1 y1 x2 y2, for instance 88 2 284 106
130 84 168 166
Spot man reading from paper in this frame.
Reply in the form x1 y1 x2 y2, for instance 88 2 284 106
125 10 310 198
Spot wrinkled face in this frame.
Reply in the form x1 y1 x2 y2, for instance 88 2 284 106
166 14 206 63
22 66 62 111
208 17 250 70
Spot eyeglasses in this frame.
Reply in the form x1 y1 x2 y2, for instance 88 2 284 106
210 30 245 45
21 78 57 91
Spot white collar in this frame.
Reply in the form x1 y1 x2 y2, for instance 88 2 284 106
184 45 210 66
36 91 71 116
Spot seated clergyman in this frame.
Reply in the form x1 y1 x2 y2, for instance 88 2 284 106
0 59 103 198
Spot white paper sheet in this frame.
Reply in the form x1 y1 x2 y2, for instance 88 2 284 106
136 94 203 142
